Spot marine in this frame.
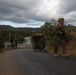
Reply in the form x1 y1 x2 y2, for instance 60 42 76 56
0 27 4 52
53 18 68 57
31 31 46 52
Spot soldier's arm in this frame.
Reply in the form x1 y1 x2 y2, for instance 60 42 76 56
53 26 63 35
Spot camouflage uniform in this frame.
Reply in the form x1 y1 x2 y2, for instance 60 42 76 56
53 18 68 55
13 37 17 49
31 32 39 51
10 37 14 48
40 33 46 51
31 32 45 52
0 28 4 52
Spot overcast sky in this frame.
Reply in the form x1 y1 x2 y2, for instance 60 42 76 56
0 0 76 27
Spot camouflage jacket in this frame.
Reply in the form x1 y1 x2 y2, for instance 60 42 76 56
53 25 68 42
0 32 4 40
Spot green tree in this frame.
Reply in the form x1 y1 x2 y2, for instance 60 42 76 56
41 22 54 45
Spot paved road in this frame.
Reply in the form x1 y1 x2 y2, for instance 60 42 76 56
0 49 76 75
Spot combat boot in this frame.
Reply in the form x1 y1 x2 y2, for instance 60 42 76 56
54 53 58 57
63 53 69 57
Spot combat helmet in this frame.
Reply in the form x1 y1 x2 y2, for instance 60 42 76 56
58 18 64 23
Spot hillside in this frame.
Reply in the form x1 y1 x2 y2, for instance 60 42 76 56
0 25 14 30
0 25 41 32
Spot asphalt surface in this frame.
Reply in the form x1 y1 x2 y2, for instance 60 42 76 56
0 49 76 75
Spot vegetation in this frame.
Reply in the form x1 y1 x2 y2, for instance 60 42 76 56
0 25 40 43
41 22 54 45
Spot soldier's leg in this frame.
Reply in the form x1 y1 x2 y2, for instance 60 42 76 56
0 41 4 52
61 41 66 54
41 38 45 51
54 41 59 54
32 37 36 52
34 38 39 51
39 39 42 51
0 44 2 52
32 42 34 49
16 43 17 48
42 43 46 52
37 39 41 51
35 42 38 51
11 42 14 48
61 41 68 57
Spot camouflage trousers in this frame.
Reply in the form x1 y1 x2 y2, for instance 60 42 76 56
32 40 39 50
0 40 4 51
54 40 66 54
